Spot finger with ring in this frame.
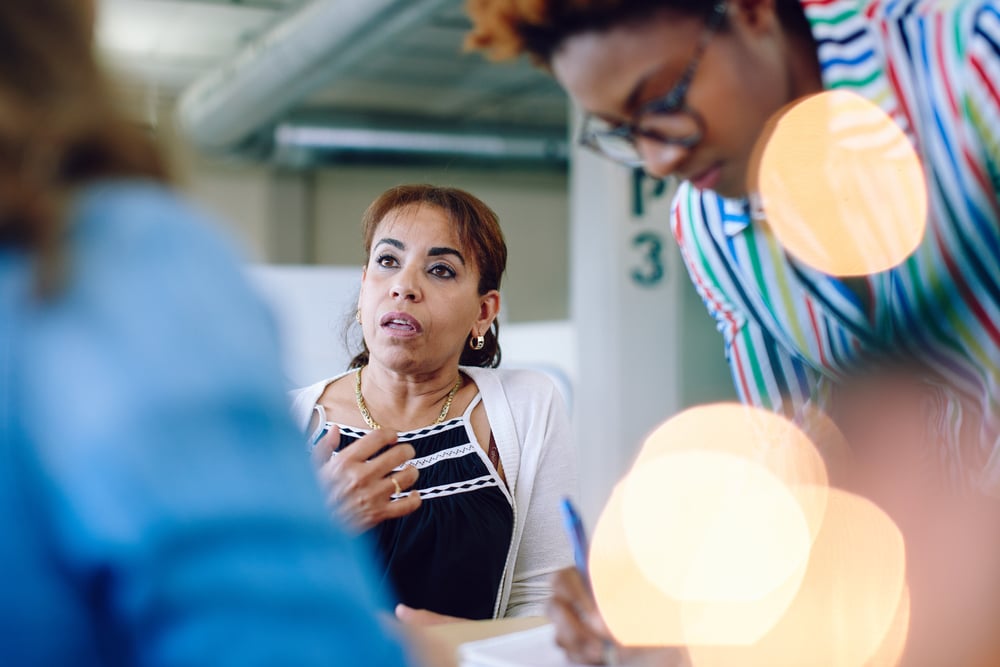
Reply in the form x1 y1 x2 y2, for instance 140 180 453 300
391 475 402 496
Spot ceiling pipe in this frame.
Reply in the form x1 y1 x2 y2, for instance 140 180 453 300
272 122 568 165
176 0 453 152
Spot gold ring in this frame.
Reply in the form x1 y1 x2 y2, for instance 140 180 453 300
391 476 402 496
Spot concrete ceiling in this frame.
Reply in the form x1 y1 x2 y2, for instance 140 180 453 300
97 0 308 94
95 0 569 165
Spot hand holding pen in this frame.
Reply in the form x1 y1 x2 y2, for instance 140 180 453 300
548 498 620 665
551 499 693 667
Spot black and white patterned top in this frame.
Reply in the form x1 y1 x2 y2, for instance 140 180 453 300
311 394 514 620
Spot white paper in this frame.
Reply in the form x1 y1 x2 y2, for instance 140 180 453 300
458 624 593 667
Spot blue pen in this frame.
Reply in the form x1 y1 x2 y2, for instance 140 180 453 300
560 497 590 587
560 497 619 665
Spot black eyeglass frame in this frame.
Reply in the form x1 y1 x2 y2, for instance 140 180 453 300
577 1 728 162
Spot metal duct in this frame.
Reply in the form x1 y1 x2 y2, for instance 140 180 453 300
176 0 452 152
273 121 568 166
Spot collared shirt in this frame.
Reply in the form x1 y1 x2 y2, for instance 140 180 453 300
671 0 1000 490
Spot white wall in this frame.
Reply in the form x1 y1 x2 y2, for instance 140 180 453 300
248 265 361 389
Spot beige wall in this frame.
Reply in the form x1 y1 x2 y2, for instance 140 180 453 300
312 166 568 322
173 149 569 323
182 160 274 260
169 147 733 405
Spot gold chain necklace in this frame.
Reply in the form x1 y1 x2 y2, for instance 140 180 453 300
354 366 462 430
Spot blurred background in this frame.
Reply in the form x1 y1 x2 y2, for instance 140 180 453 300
94 0 737 520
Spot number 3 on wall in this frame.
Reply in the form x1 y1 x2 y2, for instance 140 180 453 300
630 231 665 286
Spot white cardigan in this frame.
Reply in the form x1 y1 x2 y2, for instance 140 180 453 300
289 366 577 618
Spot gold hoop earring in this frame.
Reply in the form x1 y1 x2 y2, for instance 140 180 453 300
470 334 485 351
355 309 362 325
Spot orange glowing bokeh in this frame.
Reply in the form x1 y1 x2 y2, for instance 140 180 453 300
685 488 909 667
622 451 811 603
619 451 812 645
589 404 908 664
751 90 927 276
632 403 830 542
590 482 697 646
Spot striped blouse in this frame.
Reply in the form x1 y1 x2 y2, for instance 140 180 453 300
671 0 1000 491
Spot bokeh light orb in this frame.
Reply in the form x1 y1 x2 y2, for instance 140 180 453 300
751 90 927 276
590 404 908 665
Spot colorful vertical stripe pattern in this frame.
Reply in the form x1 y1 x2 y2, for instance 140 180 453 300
671 0 1000 491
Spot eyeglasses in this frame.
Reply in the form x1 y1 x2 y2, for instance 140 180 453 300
577 1 727 168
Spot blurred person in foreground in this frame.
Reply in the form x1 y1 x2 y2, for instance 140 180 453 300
466 0 1000 664
0 2 420 665
291 184 576 624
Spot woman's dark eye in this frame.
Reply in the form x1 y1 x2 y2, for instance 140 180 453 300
376 254 398 268
430 265 456 279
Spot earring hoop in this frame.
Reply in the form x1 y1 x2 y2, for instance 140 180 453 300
355 309 362 325
470 334 485 351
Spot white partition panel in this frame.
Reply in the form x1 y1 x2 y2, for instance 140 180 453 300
249 265 576 406
249 264 363 390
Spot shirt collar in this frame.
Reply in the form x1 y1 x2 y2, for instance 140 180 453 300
720 0 892 239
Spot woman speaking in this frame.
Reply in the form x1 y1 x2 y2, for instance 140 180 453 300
291 184 576 623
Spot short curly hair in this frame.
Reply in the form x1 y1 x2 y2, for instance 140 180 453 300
464 0 714 65
465 0 812 66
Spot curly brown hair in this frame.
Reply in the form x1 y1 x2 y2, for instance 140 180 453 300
465 0 811 65
465 0 715 64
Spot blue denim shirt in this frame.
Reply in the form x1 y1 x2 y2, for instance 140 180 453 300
0 181 410 666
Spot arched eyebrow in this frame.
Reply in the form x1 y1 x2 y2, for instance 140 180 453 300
374 238 465 265
428 247 465 265
374 237 404 251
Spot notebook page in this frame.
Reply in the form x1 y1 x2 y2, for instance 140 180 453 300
459 624 593 667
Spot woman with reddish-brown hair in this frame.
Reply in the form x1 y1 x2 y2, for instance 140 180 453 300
291 184 576 623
